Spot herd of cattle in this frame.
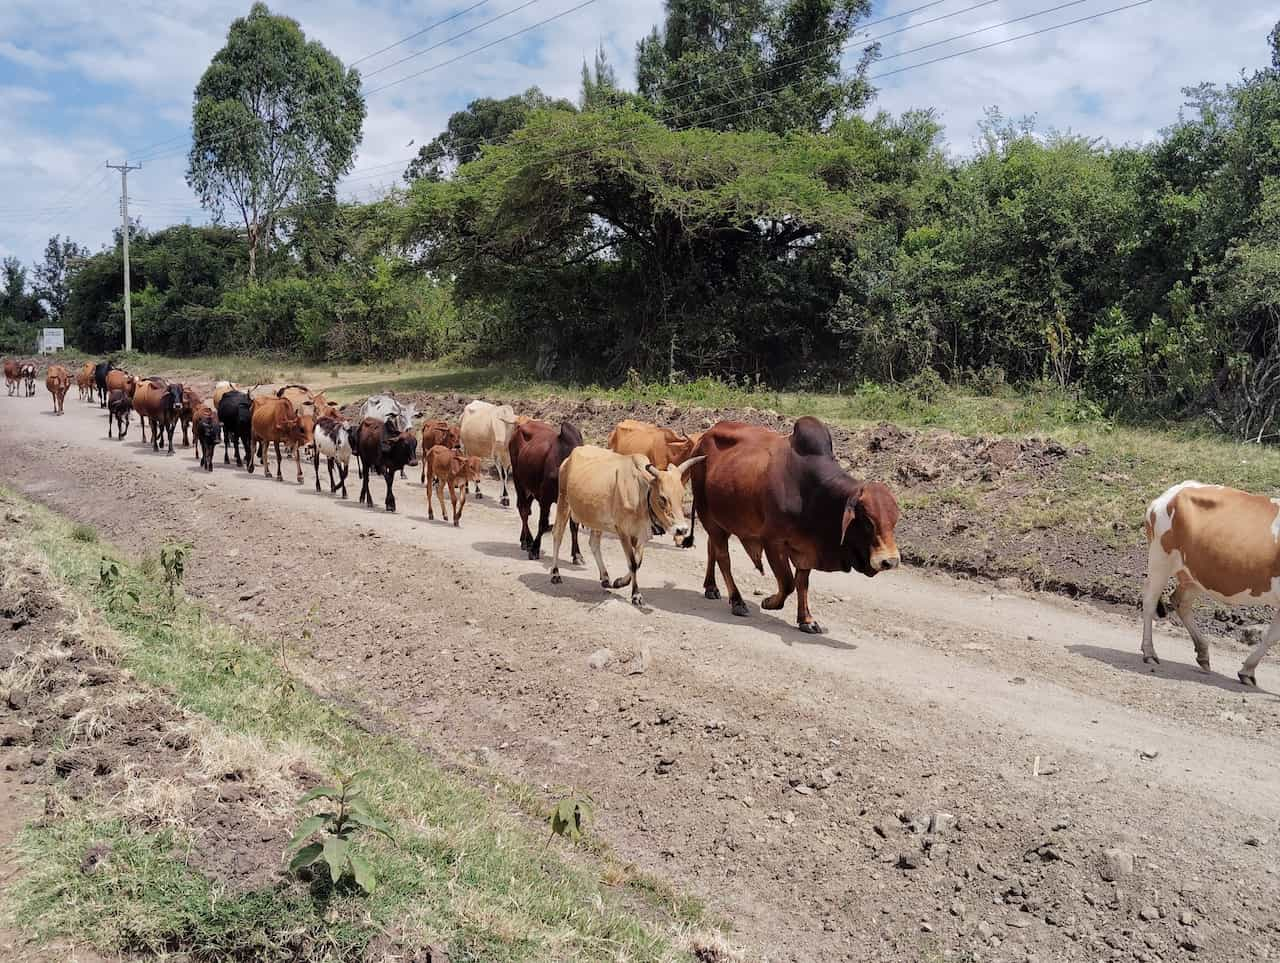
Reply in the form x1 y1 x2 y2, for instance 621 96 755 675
3 357 1277 684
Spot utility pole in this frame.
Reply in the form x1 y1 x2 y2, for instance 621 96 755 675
106 161 141 351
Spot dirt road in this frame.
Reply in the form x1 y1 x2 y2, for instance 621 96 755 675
3 390 1279 962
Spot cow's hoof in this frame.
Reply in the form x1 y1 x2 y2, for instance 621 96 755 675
527 548 540 561
729 599 749 617
1238 671 1257 686
1197 658 1211 672
386 507 396 513
704 587 721 600
500 497 509 507
797 620 825 635
761 594 785 611
551 572 562 584
679 535 695 549
631 594 645 607
453 520 459 527
475 492 483 499
600 578 613 589
1142 654 1160 665
571 553 584 566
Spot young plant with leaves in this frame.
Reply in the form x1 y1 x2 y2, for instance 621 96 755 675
286 770 393 893
547 792 594 848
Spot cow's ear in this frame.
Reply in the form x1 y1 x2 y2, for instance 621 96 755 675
840 496 859 543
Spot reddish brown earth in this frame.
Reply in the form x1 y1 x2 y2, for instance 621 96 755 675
2 386 1280 962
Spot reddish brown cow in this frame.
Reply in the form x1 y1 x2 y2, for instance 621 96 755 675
509 419 583 562
688 417 901 634
179 386 204 449
249 396 308 481
423 445 482 525
418 420 461 483
132 377 185 453
4 359 21 396
45 364 71 415
608 419 704 469
105 369 135 397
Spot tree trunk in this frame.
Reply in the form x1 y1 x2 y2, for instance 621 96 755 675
247 222 260 282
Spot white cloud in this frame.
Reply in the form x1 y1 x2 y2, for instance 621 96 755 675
1 0 1277 268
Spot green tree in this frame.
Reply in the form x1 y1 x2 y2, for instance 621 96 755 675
33 235 88 320
403 87 575 183
636 0 876 134
187 2 365 280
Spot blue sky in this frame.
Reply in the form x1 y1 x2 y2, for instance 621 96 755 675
0 0 1275 271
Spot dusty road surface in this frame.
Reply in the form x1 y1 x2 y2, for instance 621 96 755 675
3 390 1279 962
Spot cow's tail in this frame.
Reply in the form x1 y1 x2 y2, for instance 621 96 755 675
1155 596 1168 619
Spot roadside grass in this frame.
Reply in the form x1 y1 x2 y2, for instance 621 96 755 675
1 488 726 962
85 352 1280 545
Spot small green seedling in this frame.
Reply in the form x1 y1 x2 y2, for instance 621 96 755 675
286 770 392 893
547 793 594 848
159 543 190 606
96 558 138 612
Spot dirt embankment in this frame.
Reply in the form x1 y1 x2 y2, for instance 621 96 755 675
370 391 1140 608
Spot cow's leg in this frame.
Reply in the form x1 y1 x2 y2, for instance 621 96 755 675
384 469 397 513
530 497 551 559
273 442 284 480
326 457 336 493
1238 614 1280 686
704 524 746 616
338 461 349 499
295 444 304 484
451 480 464 526
615 535 647 606
425 474 437 520
1141 542 1178 665
358 464 370 506
138 414 148 444
166 420 176 454
761 542 796 611
499 459 510 507
1170 586 1213 671
569 520 584 566
794 568 823 633
550 494 572 584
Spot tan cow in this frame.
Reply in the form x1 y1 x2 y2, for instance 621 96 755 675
459 400 518 505
550 446 704 607
75 362 95 401
608 419 704 469
1143 481 1280 686
45 364 71 415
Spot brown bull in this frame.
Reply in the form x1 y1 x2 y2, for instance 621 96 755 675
608 419 704 469
688 417 901 634
132 377 185 453
509 419 583 562
45 364 71 415
249 396 308 481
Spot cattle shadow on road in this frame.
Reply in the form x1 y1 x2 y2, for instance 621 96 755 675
516 570 859 652
470 539 528 561
1067 643 1279 698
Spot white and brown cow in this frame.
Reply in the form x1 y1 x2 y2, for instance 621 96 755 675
1143 481 1280 686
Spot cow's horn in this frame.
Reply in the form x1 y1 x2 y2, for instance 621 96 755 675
644 463 660 479
678 455 706 476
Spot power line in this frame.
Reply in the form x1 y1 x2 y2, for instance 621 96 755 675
361 0 541 80
351 0 492 66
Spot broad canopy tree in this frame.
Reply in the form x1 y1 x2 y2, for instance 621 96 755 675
187 2 364 279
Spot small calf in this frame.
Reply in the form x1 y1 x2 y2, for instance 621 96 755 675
424 444 482 525
195 405 221 472
107 389 132 439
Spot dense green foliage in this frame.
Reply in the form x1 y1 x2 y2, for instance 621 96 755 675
28 3 1280 436
187 2 365 279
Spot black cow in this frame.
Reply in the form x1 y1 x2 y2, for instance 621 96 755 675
356 416 419 512
217 390 253 468
93 361 115 408
106 389 132 439
196 409 220 472
509 419 584 561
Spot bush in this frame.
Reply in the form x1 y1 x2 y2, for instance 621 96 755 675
904 367 946 403
1082 308 1145 411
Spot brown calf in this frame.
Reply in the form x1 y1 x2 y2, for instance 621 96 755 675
76 362 95 401
419 419 461 483
45 364 71 415
424 445 482 525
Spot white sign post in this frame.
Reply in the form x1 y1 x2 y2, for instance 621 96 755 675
37 328 65 354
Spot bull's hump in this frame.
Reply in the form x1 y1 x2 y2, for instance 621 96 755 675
790 416 834 457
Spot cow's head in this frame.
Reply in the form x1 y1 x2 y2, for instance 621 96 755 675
275 403 307 443
162 383 184 418
644 456 706 545
839 481 901 576
125 375 138 397
666 430 704 467
400 432 420 468
462 454 483 482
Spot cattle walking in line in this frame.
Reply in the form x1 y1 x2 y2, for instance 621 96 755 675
3 360 20 396
356 416 419 512
550 446 704 607
45 365 71 415
76 362 95 402
423 445 482 525
249 396 308 481
510 419 584 562
20 363 36 397
93 361 116 407
460 399 518 505
107 389 132 439
1142 481 1280 686
419 420 461 484
688 417 900 634
217 390 253 468
608 419 704 470
132 377 185 454
312 415 354 497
